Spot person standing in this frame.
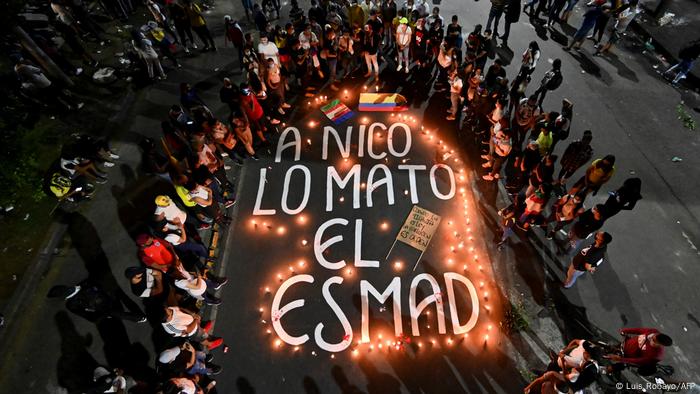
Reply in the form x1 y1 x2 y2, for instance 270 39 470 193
501 0 520 48
485 0 506 38
594 0 639 55
482 129 512 181
563 231 612 287
224 16 245 68
566 204 607 252
568 154 616 196
557 130 593 186
395 17 412 72
338 28 355 80
564 0 608 51
602 178 642 218
362 24 381 79
445 15 462 50
381 0 398 47
446 68 463 120
518 41 541 77
169 0 196 52
545 192 585 239
184 0 216 51
512 95 540 150
533 58 563 107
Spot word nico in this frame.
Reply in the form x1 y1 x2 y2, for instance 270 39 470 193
256 122 480 353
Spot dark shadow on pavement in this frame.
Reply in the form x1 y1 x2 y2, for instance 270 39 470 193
55 310 98 394
236 376 256 394
302 375 322 394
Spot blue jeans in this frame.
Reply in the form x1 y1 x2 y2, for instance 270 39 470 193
563 264 586 288
666 59 695 83
486 6 505 35
187 351 208 375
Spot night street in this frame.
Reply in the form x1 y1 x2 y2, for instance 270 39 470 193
0 0 699 393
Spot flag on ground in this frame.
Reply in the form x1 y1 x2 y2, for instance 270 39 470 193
321 99 355 124
359 93 408 112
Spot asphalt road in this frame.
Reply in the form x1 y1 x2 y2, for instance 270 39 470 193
0 0 699 392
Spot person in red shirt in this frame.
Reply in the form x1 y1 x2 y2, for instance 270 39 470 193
605 328 673 372
136 234 183 275
239 82 269 145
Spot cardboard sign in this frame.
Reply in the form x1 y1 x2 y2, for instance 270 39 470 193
397 206 441 251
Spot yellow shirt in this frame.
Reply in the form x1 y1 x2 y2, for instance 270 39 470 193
175 185 197 207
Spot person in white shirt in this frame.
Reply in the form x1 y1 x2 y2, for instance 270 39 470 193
395 17 412 72
257 33 280 65
174 270 222 305
435 39 453 90
161 306 222 350
446 69 463 120
154 195 188 227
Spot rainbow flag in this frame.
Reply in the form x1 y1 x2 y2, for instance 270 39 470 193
321 99 354 124
359 93 408 112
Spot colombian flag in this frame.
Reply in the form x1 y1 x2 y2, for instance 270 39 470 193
358 93 408 112
321 99 355 124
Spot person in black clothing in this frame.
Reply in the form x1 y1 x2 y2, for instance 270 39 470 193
308 0 327 25
427 18 444 62
566 204 607 252
557 130 593 186
564 231 612 287
219 78 240 114
254 3 268 32
484 58 506 89
533 58 563 107
48 280 147 323
445 15 462 50
603 178 642 218
382 0 398 47
501 0 520 47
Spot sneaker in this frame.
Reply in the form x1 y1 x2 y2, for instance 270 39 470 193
108 152 119 159
482 162 492 168
546 232 553 240
204 294 222 306
446 115 456 120
397 65 403 72
95 176 108 184
136 315 147 323
224 199 236 208
270 118 281 125
207 364 223 375
205 353 214 363
224 165 232 170
202 320 214 333
482 174 494 181
281 103 291 109
206 337 224 350
250 154 260 161
76 102 85 110
480 154 491 159
103 161 115 167
278 107 286 115
405 67 409 74
304 92 315 97
75 67 83 76
234 158 244 166
197 223 212 230
221 152 229 157
184 47 191 54
211 276 229 290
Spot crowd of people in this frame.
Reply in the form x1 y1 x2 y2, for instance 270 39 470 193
14 0 689 391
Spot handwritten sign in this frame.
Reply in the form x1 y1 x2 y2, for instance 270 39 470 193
397 206 441 251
